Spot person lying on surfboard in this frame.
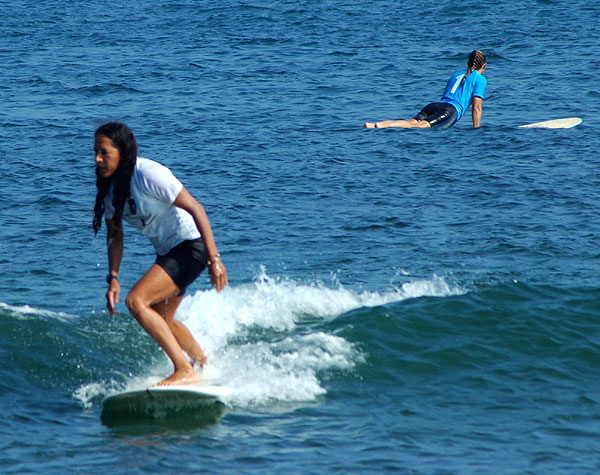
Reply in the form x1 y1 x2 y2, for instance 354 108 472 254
364 50 487 129
93 122 228 387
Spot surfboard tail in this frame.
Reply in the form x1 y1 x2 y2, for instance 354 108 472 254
101 385 229 427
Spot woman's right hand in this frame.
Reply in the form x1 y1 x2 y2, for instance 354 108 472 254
106 280 120 316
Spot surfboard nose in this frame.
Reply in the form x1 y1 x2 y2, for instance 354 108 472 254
519 117 582 129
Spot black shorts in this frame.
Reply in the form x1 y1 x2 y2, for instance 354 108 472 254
155 239 208 295
413 102 458 128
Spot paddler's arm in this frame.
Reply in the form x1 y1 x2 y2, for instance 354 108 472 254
105 218 123 316
173 187 228 291
471 96 483 128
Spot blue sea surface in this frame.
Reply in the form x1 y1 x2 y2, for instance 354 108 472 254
1 0 600 473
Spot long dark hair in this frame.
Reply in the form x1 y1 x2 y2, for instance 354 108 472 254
92 122 138 235
460 49 487 86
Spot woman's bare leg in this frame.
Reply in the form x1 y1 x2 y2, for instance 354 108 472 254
153 297 207 368
364 119 431 129
126 264 200 386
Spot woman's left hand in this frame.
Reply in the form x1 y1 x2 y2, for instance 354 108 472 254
209 260 228 291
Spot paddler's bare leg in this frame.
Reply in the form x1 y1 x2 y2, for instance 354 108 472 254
364 119 431 128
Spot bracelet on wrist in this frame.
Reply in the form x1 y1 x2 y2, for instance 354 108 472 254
207 253 221 266
106 273 119 284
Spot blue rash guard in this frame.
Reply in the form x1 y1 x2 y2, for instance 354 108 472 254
440 69 487 121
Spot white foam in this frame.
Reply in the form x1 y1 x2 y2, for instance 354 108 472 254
74 270 463 408
171 269 461 407
0 302 72 320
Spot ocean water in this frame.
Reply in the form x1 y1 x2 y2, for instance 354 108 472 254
1 0 600 473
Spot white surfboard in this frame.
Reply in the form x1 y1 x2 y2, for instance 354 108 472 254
101 384 231 426
519 117 582 129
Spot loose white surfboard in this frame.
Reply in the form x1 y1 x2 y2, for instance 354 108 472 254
519 117 582 129
101 384 231 426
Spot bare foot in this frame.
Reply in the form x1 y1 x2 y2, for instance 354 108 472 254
154 368 201 387
364 122 376 128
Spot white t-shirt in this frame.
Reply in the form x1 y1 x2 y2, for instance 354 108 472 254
104 157 200 255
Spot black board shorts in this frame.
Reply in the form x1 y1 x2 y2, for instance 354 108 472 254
413 102 458 128
155 238 208 295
